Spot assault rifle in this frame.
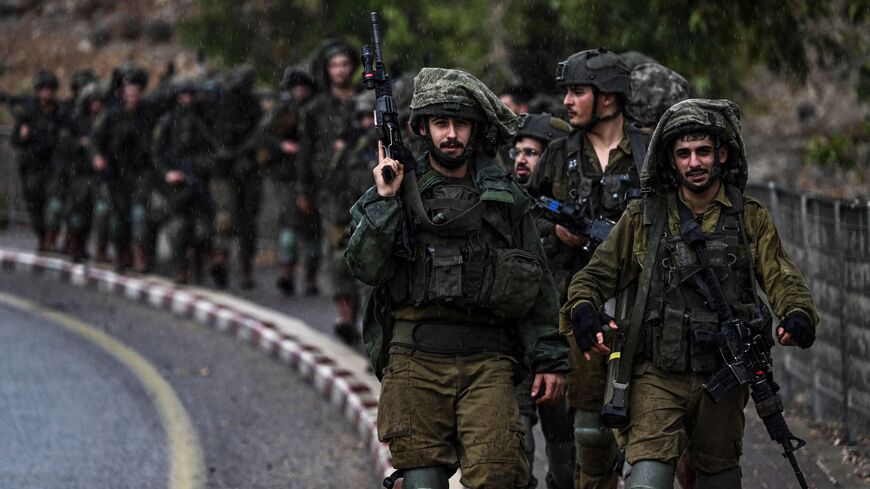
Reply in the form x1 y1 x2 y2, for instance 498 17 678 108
676 200 809 489
535 196 615 246
361 11 414 260
361 11 415 183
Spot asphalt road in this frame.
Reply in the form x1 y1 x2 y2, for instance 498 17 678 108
0 271 379 489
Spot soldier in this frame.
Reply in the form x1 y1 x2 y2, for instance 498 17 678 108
527 48 649 489
279 67 316 105
510 112 575 489
263 73 310 295
56 81 106 262
91 64 157 272
208 66 264 289
346 67 569 489
151 77 215 284
511 113 569 186
11 70 66 252
325 92 378 345
302 40 360 295
564 99 818 488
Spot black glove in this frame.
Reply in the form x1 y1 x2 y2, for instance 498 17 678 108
781 311 815 349
570 303 613 352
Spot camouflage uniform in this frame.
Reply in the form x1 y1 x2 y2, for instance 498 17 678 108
151 84 215 282
324 99 378 344
562 99 818 488
528 48 649 489
346 68 569 489
260 95 310 294
55 82 105 261
512 113 574 489
10 72 65 251
302 86 357 292
207 67 264 288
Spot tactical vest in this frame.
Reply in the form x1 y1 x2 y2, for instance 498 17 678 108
566 124 648 220
385 166 544 321
641 188 771 373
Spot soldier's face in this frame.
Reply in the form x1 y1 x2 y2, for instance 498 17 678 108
563 85 595 127
423 116 473 158
327 54 353 87
292 85 311 102
512 137 543 183
37 87 56 103
123 83 142 108
672 135 728 190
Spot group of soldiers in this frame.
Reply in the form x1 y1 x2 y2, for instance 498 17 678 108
345 47 819 489
7 38 820 489
6 40 395 343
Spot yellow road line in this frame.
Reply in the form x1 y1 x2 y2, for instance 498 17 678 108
0 292 206 489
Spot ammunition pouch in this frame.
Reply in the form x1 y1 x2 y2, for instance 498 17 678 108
391 320 516 355
388 245 542 319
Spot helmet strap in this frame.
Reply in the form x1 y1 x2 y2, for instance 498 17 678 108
423 118 476 169
574 88 621 132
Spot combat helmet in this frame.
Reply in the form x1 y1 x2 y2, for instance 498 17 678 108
33 70 59 91
626 63 692 129
514 113 570 146
70 69 98 94
279 67 315 92
317 39 359 88
555 48 630 129
112 61 149 90
409 67 517 167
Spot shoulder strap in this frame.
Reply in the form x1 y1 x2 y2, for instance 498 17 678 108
616 195 667 385
625 123 650 178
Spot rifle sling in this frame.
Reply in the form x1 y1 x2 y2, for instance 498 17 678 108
615 195 667 386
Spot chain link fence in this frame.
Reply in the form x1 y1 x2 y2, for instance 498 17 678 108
1 126 868 441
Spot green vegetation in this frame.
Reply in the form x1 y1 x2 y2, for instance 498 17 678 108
180 0 863 99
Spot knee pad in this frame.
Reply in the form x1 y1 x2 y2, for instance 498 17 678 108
278 229 298 265
44 197 63 228
131 204 148 241
574 409 614 447
94 199 110 218
402 466 450 489
695 467 741 489
627 460 675 489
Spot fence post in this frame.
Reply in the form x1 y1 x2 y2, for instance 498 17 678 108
834 200 851 442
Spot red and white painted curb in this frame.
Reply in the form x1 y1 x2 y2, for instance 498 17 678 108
0 248 395 481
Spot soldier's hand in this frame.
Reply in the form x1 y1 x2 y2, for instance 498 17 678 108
93 154 108 172
165 170 186 184
531 372 565 405
570 303 618 361
18 123 30 141
297 193 313 214
374 141 403 197
280 140 300 154
777 311 815 348
555 225 588 247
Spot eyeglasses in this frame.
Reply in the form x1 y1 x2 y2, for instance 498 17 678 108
509 147 541 159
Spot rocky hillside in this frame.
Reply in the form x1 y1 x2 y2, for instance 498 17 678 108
1 0 867 198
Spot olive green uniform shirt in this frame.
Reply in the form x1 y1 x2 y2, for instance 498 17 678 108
560 185 820 333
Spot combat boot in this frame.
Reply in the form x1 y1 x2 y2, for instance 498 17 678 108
239 259 255 290
276 265 295 296
95 239 110 263
209 253 229 289
132 244 149 273
67 235 85 263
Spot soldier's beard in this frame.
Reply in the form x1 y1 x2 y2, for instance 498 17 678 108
427 136 473 169
514 163 530 183
680 166 721 193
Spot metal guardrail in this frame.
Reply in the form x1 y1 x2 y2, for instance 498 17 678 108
1 126 867 441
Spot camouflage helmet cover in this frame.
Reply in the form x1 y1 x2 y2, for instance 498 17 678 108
555 48 631 99
627 63 693 128
409 67 517 142
70 68 98 92
514 113 570 145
